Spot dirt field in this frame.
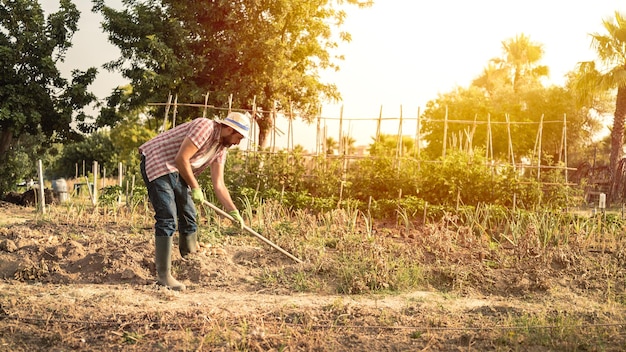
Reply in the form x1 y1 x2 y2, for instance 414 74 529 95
0 200 625 351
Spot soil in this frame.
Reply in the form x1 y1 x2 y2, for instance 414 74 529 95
0 200 625 351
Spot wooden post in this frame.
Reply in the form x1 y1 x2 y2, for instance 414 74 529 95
396 105 403 158
442 105 448 158
102 167 106 188
249 96 257 152
506 113 515 170
75 163 78 179
376 105 382 143
288 101 294 151
162 94 172 131
118 162 123 205
92 161 98 206
563 114 568 183
469 113 478 154
414 107 421 158
338 106 344 155
486 113 493 160
536 114 544 181
172 94 178 128
37 159 45 214
316 108 322 155
202 91 210 118
130 175 135 202
271 100 277 152
396 105 403 172
323 122 328 156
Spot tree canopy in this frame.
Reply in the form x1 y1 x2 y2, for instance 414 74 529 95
93 0 372 146
420 34 603 165
574 11 626 192
0 0 98 156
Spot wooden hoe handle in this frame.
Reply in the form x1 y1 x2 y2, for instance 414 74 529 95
202 200 303 264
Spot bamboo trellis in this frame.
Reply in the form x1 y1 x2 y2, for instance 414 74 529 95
148 98 574 185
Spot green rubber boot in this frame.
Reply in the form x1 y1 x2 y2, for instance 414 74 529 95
155 236 185 291
179 232 198 258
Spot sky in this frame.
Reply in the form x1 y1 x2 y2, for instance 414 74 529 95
42 0 625 151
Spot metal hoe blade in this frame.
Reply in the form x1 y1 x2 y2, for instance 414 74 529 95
202 200 303 264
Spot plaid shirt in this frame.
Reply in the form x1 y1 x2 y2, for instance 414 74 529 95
139 118 227 182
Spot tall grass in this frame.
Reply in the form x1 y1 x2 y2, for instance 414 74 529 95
33 192 626 298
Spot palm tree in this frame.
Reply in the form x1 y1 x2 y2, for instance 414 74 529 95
499 34 549 92
575 11 626 196
325 137 338 155
340 136 356 155
473 34 548 94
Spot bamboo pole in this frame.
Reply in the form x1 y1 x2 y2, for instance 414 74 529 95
563 114 568 183
442 106 448 158
118 162 123 205
92 161 98 206
271 100 277 152
37 159 45 214
537 114 544 180
161 94 172 131
486 113 493 160
288 101 294 151
469 113 478 153
506 113 515 170
396 105 403 158
172 94 178 128
130 175 135 202
414 107 421 158
338 105 344 155
248 96 257 152
323 122 327 156
316 107 322 156
376 105 382 143
202 91 210 118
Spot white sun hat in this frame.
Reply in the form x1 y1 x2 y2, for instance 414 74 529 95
218 112 251 139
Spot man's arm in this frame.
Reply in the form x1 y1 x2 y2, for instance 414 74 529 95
174 137 201 190
210 161 237 212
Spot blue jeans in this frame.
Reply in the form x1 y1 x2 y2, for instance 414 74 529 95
140 156 197 237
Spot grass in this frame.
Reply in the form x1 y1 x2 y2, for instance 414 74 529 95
10 194 626 350
36 195 626 299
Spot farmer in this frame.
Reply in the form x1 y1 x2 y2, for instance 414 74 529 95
139 112 250 291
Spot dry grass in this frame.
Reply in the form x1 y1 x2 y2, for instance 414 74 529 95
0 199 625 351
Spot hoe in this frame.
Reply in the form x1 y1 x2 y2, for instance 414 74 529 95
203 200 303 264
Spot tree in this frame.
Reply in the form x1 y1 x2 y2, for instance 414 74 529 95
92 0 372 147
421 33 601 165
340 135 356 155
368 134 414 158
473 33 548 94
109 116 156 176
325 137 338 155
0 0 99 196
421 84 598 165
52 131 118 179
574 11 626 193
0 0 98 156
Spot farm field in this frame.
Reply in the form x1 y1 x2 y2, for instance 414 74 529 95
0 200 625 351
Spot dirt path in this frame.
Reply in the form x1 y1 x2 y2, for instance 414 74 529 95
0 201 624 351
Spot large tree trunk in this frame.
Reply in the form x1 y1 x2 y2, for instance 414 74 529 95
255 113 273 149
0 129 13 160
609 86 626 202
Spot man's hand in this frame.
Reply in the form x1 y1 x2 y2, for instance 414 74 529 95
228 209 244 229
191 188 205 204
